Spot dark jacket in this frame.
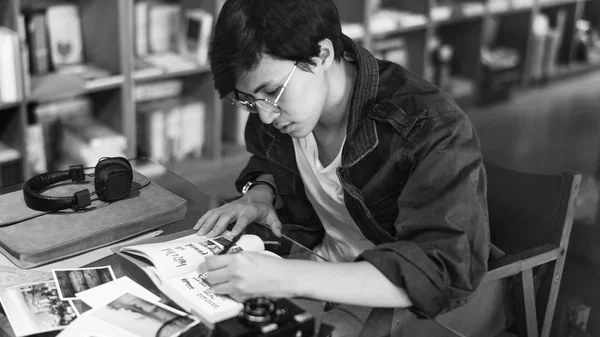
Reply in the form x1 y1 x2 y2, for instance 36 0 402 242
235 36 490 318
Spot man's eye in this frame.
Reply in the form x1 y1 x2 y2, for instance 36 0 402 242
266 87 281 96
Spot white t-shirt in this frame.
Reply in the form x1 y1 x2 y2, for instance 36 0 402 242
293 133 375 262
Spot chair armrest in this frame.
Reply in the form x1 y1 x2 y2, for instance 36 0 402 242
484 244 560 283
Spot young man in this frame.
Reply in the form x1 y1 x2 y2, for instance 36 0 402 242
194 0 490 335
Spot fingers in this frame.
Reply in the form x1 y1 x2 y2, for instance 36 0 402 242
200 254 230 273
230 217 250 237
206 213 234 238
265 211 283 237
203 264 230 286
193 211 210 231
195 210 221 236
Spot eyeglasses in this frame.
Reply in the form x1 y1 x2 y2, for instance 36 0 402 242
231 63 298 115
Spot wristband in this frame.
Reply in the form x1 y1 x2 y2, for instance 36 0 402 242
241 180 277 206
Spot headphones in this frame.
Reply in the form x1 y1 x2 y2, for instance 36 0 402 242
23 157 134 212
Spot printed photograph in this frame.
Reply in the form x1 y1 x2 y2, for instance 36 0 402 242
52 266 116 300
0 280 78 337
212 236 242 254
198 239 223 255
90 293 198 337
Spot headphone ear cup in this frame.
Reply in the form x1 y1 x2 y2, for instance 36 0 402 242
94 158 133 202
95 157 132 177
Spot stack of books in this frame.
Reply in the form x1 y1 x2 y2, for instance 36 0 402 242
19 4 120 91
0 28 24 104
134 2 214 78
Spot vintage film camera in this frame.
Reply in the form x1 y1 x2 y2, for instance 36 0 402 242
214 297 315 337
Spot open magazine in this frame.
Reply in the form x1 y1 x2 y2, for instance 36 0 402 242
114 230 277 326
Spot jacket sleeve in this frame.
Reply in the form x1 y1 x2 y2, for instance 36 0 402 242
356 111 490 317
235 114 272 193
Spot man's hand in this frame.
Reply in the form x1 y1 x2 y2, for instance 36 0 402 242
199 252 296 302
193 198 282 238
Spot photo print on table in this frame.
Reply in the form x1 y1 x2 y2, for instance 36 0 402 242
0 280 78 337
52 266 116 301
89 293 199 337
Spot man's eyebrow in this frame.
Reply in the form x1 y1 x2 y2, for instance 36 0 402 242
236 72 287 96
252 81 272 94
252 71 290 94
234 83 271 97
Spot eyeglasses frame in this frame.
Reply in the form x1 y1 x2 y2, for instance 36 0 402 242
231 63 298 114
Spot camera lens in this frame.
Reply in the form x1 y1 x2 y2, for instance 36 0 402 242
240 297 277 326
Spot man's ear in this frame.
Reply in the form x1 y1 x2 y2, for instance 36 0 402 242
315 38 335 70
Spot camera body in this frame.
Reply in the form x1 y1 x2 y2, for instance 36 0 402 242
214 297 315 337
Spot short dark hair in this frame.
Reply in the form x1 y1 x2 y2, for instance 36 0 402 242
209 0 344 98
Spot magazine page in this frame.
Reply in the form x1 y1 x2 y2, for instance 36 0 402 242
120 233 265 279
163 270 243 325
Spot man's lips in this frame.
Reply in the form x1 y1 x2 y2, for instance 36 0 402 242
275 123 292 130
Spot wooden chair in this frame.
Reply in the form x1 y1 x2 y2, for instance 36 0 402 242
433 162 581 337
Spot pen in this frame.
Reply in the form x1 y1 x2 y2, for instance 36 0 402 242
218 232 243 255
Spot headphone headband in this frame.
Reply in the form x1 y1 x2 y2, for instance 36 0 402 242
23 157 133 212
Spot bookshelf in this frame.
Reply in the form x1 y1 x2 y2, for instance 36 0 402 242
0 0 599 200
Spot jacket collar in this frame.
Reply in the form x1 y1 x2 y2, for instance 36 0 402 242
341 35 380 167
264 35 381 168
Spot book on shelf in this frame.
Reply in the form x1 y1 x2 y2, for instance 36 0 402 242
16 15 31 97
23 4 114 85
137 96 206 164
34 97 93 170
142 52 199 73
45 4 84 66
134 1 150 57
59 115 128 167
134 57 165 79
113 231 278 327
135 79 184 102
25 120 48 176
0 27 24 103
147 3 182 54
23 10 50 75
135 3 213 72
182 9 214 66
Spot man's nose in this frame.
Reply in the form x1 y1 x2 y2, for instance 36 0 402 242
258 108 281 125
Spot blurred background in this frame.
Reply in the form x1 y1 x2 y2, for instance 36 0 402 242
0 0 599 336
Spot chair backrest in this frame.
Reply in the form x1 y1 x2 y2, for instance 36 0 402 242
485 162 581 255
